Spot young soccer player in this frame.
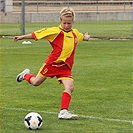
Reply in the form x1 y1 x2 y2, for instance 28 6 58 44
13 7 90 120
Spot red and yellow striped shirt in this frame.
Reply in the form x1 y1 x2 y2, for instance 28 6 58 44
32 25 84 69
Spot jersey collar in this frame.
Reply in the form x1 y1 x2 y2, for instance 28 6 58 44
59 25 72 33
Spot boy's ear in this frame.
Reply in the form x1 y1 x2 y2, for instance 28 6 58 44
59 18 62 21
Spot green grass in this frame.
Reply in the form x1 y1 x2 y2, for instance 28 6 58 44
0 20 131 38
0 38 132 133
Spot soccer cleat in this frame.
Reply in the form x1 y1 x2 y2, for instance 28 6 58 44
16 69 30 82
58 109 78 120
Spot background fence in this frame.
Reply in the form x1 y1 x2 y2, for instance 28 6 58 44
1 0 132 13
0 0 132 39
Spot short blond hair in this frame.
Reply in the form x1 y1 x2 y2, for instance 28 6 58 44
60 7 75 20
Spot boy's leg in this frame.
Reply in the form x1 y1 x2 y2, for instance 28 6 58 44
16 69 46 86
28 74 46 86
60 80 74 110
60 91 71 110
58 79 78 120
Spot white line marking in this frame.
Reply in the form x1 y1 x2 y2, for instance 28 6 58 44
1 45 50 50
79 115 131 123
1 107 131 123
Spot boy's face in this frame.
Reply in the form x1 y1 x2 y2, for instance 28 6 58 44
60 16 74 32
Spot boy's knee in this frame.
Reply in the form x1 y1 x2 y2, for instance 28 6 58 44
69 84 74 93
31 81 41 86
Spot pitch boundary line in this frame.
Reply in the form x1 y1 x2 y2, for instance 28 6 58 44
1 107 131 123
1 45 50 50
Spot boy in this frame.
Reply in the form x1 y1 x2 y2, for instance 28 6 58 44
13 7 90 120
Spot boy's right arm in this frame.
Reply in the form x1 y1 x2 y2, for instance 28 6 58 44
13 33 33 42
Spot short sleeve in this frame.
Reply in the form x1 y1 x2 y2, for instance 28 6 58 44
73 29 84 43
32 27 60 42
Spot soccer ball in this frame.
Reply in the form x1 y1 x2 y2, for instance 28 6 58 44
24 112 43 130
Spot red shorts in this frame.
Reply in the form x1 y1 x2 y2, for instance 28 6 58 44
38 62 73 82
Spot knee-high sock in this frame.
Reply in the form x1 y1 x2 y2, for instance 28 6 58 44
24 74 35 84
61 92 71 110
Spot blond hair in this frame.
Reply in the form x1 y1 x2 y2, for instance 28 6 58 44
60 7 75 20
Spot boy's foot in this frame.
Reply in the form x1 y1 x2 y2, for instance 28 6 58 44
58 109 78 120
16 69 30 82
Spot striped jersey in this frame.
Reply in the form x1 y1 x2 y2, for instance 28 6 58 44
32 25 84 69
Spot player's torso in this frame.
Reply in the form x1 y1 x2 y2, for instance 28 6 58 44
50 30 77 63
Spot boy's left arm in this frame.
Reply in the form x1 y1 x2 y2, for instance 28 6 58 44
83 32 90 41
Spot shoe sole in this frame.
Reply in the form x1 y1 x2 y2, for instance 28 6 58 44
16 75 22 82
59 116 78 120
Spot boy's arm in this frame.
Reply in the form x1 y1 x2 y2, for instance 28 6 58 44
13 33 33 42
83 32 90 41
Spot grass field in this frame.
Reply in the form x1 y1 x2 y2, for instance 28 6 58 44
0 20 131 39
0 37 132 132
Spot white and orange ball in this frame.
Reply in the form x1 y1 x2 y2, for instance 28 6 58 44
24 112 43 130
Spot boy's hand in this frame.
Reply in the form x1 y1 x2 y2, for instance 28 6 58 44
13 34 33 42
13 36 23 42
84 32 90 41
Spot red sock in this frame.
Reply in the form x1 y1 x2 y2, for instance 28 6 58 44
61 92 71 110
24 74 35 84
